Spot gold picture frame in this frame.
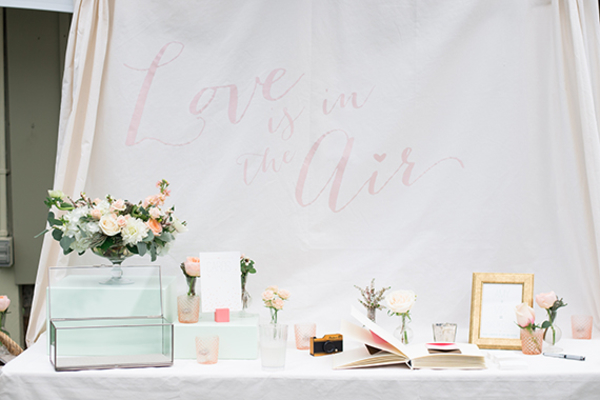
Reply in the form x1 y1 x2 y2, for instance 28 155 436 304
469 272 534 350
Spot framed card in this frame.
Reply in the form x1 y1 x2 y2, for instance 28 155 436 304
199 251 242 312
469 272 534 350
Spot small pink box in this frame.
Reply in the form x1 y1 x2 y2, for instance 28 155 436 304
215 308 230 322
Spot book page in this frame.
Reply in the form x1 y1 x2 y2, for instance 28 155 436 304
340 319 408 357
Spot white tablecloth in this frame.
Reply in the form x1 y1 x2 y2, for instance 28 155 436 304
1 337 599 400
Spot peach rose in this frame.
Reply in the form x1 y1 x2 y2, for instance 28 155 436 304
0 296 10 312
535 291 557 309
278 289 290 300
146 218 162 235
266 285 278 293
386 290 416 314
262 290 275 301
99 214 120 236
184 257 201 277
515 303 535 327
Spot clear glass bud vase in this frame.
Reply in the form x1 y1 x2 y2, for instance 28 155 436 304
543 324 562 351
393 314 413 344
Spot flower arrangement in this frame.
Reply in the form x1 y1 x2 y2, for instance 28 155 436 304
262 286 289 324
535 291 567 346
180 257 201 296
354 279 390 322
0 295 10 337
39 179 186 262
386 290 416 344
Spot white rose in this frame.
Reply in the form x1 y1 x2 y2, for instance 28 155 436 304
98 214 120 236
48 189 65 199
121 218 149 245
172 218 188 233
386 290 416 314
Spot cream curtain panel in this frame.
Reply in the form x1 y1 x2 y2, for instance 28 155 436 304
27 0 600 347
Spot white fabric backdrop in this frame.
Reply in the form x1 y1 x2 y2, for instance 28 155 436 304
28 0 600 347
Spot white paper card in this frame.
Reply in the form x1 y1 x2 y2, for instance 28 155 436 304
199 251 242 312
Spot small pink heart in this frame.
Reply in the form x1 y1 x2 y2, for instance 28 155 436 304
373 153 387 162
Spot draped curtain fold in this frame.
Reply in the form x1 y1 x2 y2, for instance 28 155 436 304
26 0 109 346
553 0 600 321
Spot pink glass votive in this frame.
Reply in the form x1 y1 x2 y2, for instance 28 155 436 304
294 322 316 350
195 335 219 364
571 315 593 339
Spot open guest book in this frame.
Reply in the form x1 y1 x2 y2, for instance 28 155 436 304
333 307 487 370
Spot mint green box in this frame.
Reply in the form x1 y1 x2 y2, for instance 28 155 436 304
47 265 175 371
172 313 259 360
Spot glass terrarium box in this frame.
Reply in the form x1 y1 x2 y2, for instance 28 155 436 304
47 265 173 371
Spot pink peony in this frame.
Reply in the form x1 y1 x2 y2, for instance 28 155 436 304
535 291 557 309
515 303 536 327
184 257 201 277
0 296 10 312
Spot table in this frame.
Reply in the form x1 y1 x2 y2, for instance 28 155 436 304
1 336 599 400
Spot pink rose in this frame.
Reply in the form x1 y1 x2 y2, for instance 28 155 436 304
535 291 557 309
116 215 128 227
262 290 275 301
90 208 102 220
266 285 278 293
0 296 10 312
515 303 535 327
149 207 161 219
184 257 201 277
110 199 126 212
272 298 284 310
278 289 290 300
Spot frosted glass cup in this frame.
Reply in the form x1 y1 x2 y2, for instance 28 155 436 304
294 322 316 350
195 335 219 364
571 315 593 340
260 324 288 371
432 323 457 342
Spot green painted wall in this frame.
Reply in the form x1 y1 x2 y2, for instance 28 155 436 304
0 8 69 347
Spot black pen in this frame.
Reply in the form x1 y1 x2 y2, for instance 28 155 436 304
543 352 585 361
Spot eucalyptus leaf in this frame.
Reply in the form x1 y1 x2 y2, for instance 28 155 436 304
59 236 75 253
52 229 63 242
137 241 147 257
143 231 154 242
159 231 173 242
150 243 157 262
541 321 551 329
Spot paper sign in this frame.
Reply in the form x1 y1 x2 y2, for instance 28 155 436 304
199 251 242 312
